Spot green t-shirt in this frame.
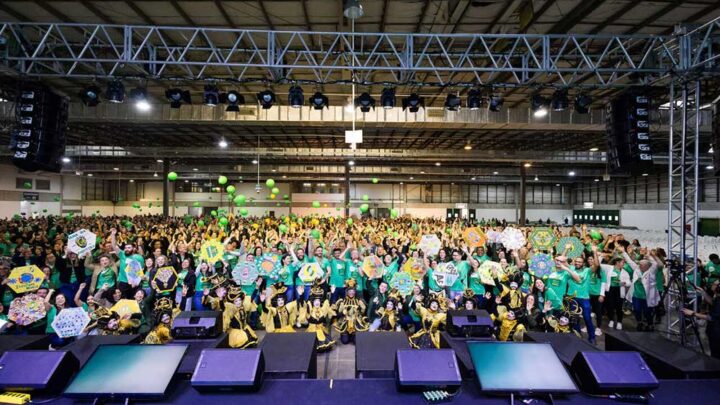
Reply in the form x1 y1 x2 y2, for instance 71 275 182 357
521 271 532 291
382 261 399 284
427 267 443 292
629 265 646 299
589 268 607 296
543 287 562 311
279 263 298 286
706 262 720 283
567 267 591 299
473 254 490 264
329 258 347 288
655 265 665 293
468 270 485 296
195 272 211 292
49 267 62 290
347 259 365 291
46 303 89 334
2 288 14 308
117 251 144 284
546 270 569 303
609 267 622 287
449 260 469 292
95 267 116 290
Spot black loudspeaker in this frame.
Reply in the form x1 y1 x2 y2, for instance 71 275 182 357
396 349 462 391
606 88 652 175
10 83 67 173
0 350 79 393
571 351 659 395
447 309 493 338
713 103 719 176
171 311 222 339
191 349 264 392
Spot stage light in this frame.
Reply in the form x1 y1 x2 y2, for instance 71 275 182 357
402 93 425 113
709 144 715 154
252 159 258 164
534 175 539 181
435 162 441 166
129 87 150 112
381 88 396 109
493 171 498 175
343 0 364 19
105 81 125 103
551 89 568 111
355 92 376 112
464 143 472 150
444 94 461 111
642 173 649 176
524 162 532 167
153 172 158 177
87 173 93 177
129 179 134 183
203 84 220 106
156 159 163 163
62 157 71 163
256 90 276 109
288 86 304 108
79 85 101 106
113 167 119 171
568 171 576 176
531 93 548 118
166 88 191 108
574 93 592 114
218 139 228 148
489 93 503 112
222 90 245 112
707 165 715 170
467 89 483 110
348 160 355 166
590 147 599 152
310 91 329 110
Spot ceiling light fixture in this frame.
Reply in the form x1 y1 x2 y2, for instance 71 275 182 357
310 91 329 110
467 89 483 110
165 88 191 108
402 93 425 113
551 89 568 111
79 85 101 107
288 85 304 108
105 80 125 103
355 92 376 112
381 88 395 109
256 90 276 109
222 90 245 112
343 0 364 19
489 92 503 112
590 147 599 152
203 84 220 106
531 92 549 118
218 139 228 148
574 93 592 114
348 160 355 166
568 171 576 176
464 143 472 150
62 157 71 163
444 93 461 111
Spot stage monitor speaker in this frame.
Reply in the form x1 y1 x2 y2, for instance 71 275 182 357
396 349 461 392
191 349 264 392
571 351 659 395
447 309 493 338
172 311 222 339
0 350 79 393
10 83 67 173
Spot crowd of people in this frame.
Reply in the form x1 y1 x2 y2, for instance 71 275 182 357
0 213 718 358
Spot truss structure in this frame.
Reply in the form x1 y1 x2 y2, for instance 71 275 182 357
0 21 704 87
666 79 701 347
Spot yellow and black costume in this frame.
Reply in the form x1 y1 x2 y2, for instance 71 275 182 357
333 279 369 344
408 292 447 349
223 287 259 348
261 282 300 333
143 298 180 345
90 308 140 336
496 271 526 311
460 289 478 310
374 289 402 332
298 281 336 352
491 307 526 342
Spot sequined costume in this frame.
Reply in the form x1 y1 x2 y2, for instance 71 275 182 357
374 289 402 331
408 292 447 349
143 298 180 345
261 282 300 333
332 279 369 344
298 281 336 352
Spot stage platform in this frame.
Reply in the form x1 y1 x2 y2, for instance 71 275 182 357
43 378 720 404
355 331 409 378
0 335 52 355
260 332 317 379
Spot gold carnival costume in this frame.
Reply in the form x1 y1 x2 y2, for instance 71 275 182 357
298 281 336 352
143 298 180 345
223 287 259 348
408 292 447 349
261 282 300 333
374 289 402 331
333 279 369 344
491 307 526 342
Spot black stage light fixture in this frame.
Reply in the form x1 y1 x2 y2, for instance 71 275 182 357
105 80 125 103
129 87 150 111
489 93 503 112
402 93 425 113
444 93 462 111
381 88 396 109
355 92 376 112
574 93 592 114
257 90 276 109
79 85 101 107
551 89 569 111
221 90 245 112
166 88 192 109
203 85 220 106
467 89 483 110
531 92 549 117
310 91 329 110
288 86 304 108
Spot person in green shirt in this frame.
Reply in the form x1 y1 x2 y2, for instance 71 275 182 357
84 253 118 295
547 256 581 312
345 249 366 301
44 290 80 348
706 254 720 286
277 254 299 302
329 248 348 303
193 262 213 310
426 259 444 294
111 228 145 298
566 253 597 343
448 250 469 301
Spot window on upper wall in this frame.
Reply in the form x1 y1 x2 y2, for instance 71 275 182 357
16 177 32 189
35 179 51 190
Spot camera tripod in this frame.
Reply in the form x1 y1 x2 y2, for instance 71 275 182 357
658 264 705 353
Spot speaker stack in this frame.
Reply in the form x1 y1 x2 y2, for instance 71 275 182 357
605 88 653 174
10 83 68 173
713 102 719 176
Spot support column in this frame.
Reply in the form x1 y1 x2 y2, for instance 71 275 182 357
519 165 526 225
162 160 169 216
344 165 350 217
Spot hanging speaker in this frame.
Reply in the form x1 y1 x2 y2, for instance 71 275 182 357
605 88 652 175
713 103 719 176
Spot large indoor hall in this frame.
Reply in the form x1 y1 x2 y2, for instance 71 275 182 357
0 1 720 404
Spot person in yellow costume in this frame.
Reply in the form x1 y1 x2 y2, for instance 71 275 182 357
143 297 180 345
332 279 369 344
260 282 300 333
297 280 336 352
372 289 403 332
408 291 448 349
491 307 526 342
495 271 525 311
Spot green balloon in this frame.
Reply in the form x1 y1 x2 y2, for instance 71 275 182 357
271 187 280 195
372 178 379 184
219 217 228 226
283 194 289 200
198 220 205 227
590 230 602 240
360 203 369 213
42 209 47 213
362 194 369 201
167 172 178 181
312 201 321 208
132 203 140 209
226 185 236 194
390 208 399 218
211 210 217 217
193 202 201 207
234 194 246 205
53 196 61 202
218 175 228 185
347 218 353 225
311 229 321 239
266 179 275 188
240 208 249 217
23 182 32 189
279 224 288 233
